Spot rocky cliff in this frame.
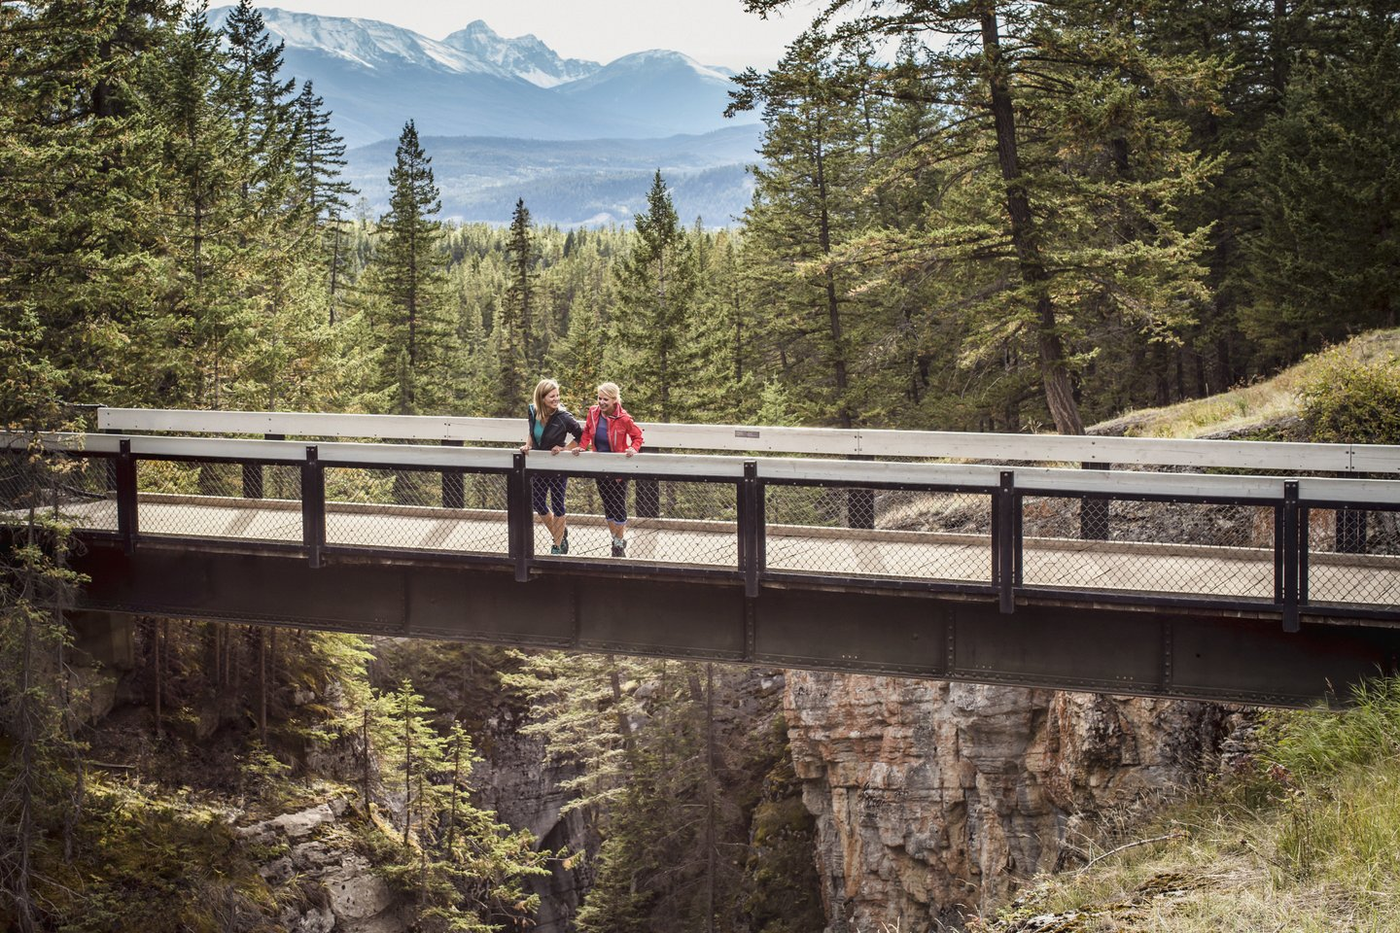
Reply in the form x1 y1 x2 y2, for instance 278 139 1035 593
784 674 1240 930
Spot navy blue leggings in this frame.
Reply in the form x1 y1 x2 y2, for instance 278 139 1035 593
595 477 628 525
531 474 568 517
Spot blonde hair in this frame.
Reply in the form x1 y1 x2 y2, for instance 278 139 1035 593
532 379 560 422
596 382 621 406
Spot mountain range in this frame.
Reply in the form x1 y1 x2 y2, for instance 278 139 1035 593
208 7 763 224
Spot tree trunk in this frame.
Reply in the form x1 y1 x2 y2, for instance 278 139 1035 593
980 5 1085 435
705 663 716 933
815 137 854 429
257 627 267 744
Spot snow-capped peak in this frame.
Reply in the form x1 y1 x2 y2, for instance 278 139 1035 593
441 19 599 88
209 7 599 87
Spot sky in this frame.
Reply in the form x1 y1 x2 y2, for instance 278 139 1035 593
254 0 818 71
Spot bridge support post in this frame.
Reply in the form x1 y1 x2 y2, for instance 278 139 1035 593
1281 480 1300 633
115 438 138 554
508 452 530 582
739 460 762 598
994 470 1016 614
301 446 325 569
441 439 464 509
1080 461 1110 540
635 446 660 518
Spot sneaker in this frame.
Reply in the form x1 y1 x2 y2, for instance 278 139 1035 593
550 543 561 555
611 538 627 558
560 532 569 555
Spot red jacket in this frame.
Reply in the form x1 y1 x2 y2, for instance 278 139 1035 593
580 403 644 454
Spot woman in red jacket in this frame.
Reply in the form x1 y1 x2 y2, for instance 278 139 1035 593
572 381 644 556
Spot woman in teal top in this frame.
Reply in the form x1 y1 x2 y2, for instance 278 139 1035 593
520 379 583 554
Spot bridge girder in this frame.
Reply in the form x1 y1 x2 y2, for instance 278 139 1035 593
69 541 1399 708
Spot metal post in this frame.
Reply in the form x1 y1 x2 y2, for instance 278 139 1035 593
847 454 874 530
441 439 464 509
1080 461 1110 540
508 451 530 582
301 445 325 569
1281 481 1300 633
241 461 264 499
739 460 760 598
1336 507 1368 554
104 427 120 493
115 439 138 554
994 470 1016 614
635 445 660 518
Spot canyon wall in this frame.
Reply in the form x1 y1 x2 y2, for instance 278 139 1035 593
785 673 1240 930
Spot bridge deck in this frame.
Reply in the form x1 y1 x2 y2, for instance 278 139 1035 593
49 494 1400 606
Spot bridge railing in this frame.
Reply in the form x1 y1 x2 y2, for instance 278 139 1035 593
4 432 1399 631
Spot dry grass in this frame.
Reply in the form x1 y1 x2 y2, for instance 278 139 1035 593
1089 329 1400 439
970 681 1400 933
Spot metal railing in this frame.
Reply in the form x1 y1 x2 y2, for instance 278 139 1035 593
4 432 1399 632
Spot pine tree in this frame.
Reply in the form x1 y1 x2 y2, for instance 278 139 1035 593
293 80 358 324
498 198 536 408
365 120 459 415
740 0 1218 432
362 684 548 930
221 0 298 231
144 3 254 408
613 171 702 422
1239 1 1400 365
730 34 871 428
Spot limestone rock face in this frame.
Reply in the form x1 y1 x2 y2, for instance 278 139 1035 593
472 707 593 932
240 797 408 933
784 673 1236 931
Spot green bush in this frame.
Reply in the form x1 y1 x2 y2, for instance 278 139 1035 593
1299 356 1400 444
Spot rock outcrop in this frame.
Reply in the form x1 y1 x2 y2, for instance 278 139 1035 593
472 705 594 933
237 796 412 933
784 674 1239 930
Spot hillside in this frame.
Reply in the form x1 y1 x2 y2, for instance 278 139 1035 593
968 679 1400 933
1089 330 1400 439
969 330 1400 933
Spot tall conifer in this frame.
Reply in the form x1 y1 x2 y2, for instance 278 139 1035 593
367 120 458 415
613 171 701 422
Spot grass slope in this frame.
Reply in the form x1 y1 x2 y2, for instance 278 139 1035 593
1090 329 1400 439
970 332 1400 933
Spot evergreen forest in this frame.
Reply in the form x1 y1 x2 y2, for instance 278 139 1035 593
4 0 1400 930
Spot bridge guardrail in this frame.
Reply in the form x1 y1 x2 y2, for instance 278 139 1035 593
3 432 1398 630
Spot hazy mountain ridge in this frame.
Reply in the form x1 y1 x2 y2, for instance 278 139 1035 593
345 125 763 225
211 6 755 145
207 6 762 226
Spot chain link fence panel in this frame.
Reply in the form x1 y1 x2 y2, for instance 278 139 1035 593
324 467 510 555
1306 506 1400 607
764 484 994 583
1020 495 1276 598
134 459 302 543
1 452 118 532
531 473 739 566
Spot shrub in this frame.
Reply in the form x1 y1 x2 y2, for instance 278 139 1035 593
1299 355 1400 444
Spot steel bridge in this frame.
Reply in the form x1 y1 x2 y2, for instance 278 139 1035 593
4 408 1400 707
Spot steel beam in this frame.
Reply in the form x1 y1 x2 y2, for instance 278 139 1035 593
66 540 1400 708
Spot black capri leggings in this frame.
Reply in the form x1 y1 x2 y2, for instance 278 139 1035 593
595 476 628 525
531 474 568 517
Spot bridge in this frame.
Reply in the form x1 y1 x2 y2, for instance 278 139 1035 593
3 408 1399 707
